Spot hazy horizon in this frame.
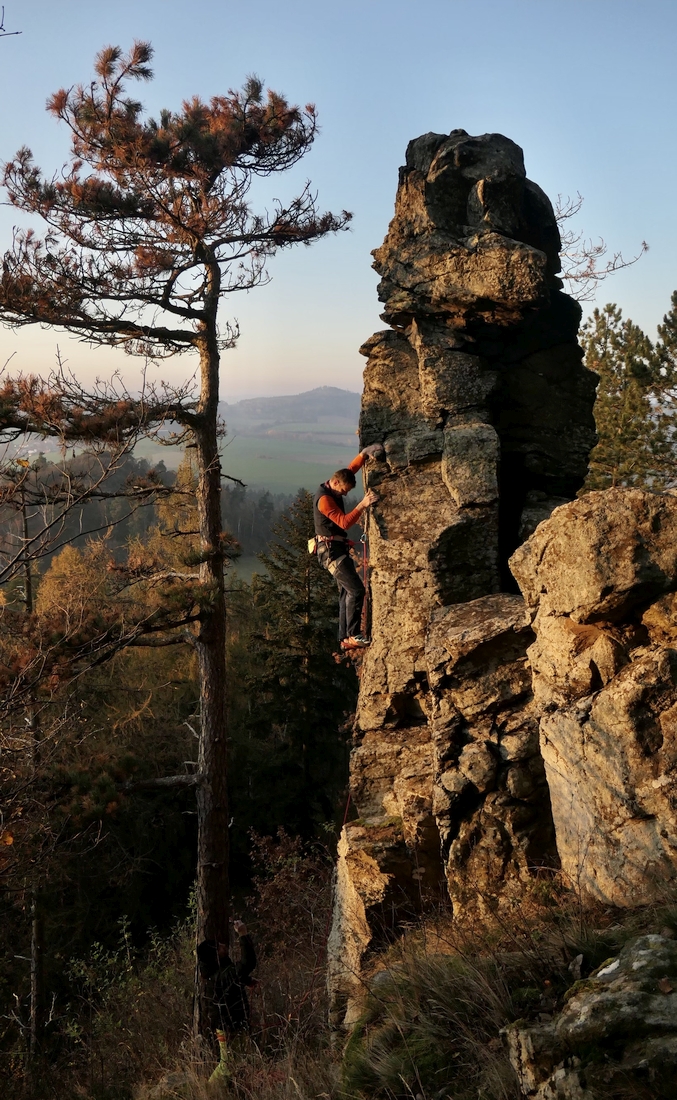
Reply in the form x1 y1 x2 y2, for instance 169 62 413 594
2 0 676 401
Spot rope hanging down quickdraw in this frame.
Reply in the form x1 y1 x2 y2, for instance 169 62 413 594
360 529 369 637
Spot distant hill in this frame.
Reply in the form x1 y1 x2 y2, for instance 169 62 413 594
132 386 364 495
219 386 360 430
199 385 362 493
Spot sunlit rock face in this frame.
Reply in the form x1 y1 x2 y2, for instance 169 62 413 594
510 489 677 907
327 130 596 1025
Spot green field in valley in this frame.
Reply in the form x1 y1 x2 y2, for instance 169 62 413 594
220 428 360 493
34 388 363 496
131 423 361 494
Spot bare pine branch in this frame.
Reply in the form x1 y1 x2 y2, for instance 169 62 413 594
555 193 648 302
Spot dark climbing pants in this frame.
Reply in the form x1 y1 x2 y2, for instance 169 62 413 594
332 555 365 640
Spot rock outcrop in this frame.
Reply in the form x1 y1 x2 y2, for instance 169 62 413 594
426 594 556 921
505 934 677 1098
327 130 597 1024
510 489 677 906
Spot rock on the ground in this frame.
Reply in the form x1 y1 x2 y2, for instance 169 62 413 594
505 934 677 1099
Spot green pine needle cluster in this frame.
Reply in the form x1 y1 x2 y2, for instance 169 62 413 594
582 293 677 491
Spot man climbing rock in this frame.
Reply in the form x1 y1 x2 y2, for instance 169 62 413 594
313 444 383 648
197 919 257 1085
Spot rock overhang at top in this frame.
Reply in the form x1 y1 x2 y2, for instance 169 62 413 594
374 129 563 329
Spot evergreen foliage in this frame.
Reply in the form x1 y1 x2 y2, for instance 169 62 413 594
0 45 351 1012
228 491 357 862
0 43 349 350
222 484 292 557
654 289 677 427
582 303 673 490
0 485 357 1072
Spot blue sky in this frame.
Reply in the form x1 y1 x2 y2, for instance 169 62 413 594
0 0 675 400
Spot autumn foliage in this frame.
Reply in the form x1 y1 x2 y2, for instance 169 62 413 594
0 41 349 354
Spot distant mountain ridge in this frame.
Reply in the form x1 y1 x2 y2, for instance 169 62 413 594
219 386 360 428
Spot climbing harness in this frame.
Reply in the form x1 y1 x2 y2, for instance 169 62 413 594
307 534 348 555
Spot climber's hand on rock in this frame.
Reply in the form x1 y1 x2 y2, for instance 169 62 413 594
233 920 247 936
361 443 385 459
362 489 379 508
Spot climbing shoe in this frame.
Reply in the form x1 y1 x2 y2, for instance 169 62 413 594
341 635 371 649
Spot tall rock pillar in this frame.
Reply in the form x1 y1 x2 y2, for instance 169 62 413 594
328 130 597 1025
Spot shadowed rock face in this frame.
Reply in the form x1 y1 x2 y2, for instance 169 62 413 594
327 131 596 1026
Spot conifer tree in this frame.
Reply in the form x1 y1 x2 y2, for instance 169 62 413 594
582 304 670 490
0 42 349 1030
227 491 357 854
657 291 677 366
654 290 677 449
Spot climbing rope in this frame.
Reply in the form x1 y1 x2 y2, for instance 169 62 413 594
360 529 369 638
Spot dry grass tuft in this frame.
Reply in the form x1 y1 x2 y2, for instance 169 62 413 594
341 949 519 1100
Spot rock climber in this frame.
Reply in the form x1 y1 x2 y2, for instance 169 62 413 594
197 919 256 1085
313 443 384 648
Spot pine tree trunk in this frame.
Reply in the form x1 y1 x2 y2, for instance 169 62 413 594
29 889 44 1059
24 493 44 1066
193 290 230 1035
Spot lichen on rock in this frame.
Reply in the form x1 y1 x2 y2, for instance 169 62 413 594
505 934 677 1099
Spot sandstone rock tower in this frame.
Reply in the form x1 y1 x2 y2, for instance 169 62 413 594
328 130 597 1024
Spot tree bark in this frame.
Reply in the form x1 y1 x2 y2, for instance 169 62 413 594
24 491 45 1064
29 888 44 1060
193 269 230 1035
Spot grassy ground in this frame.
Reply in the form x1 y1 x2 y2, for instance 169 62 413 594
9 847 677 1100
216 431 359 494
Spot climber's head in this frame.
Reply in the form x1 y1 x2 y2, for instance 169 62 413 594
328 469 356 495
197 938 232 978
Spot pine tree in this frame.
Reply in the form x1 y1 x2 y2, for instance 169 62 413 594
653 290 677 466
227 491 357 855
582 304 670 490
656 291 677 365
0 42 349 1028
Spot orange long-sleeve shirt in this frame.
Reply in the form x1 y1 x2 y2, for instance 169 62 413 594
317 453 366 530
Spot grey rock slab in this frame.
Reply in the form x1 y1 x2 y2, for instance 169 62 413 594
426 593 532 675
506 935 677 1098
539 648 677 905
